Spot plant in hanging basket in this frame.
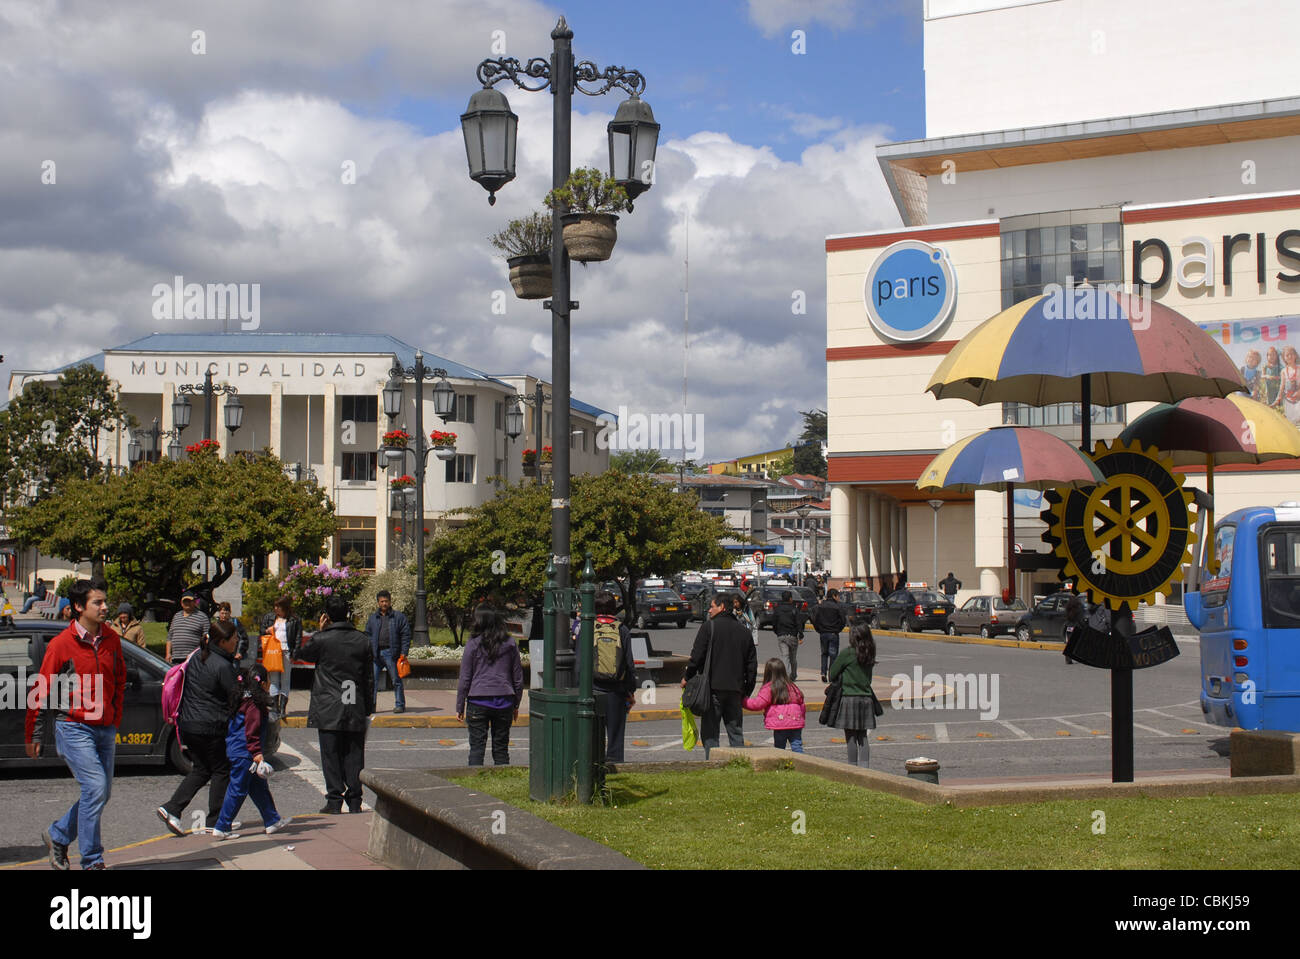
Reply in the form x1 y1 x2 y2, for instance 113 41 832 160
382 428 412 447
389 474 416 489
185 439 220 456
522 448 537 464
491 211 554 299
540 445 553 464
429 430 458 448
545 167 631 263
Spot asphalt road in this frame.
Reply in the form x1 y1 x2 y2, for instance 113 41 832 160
0 625 1227 867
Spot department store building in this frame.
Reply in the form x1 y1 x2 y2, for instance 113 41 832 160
827 0 1300 602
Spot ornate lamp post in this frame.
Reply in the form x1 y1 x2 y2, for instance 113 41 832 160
503 385 549 484
462 17 658 804
174 371 243 444
129 417 183 464
382 351 455 649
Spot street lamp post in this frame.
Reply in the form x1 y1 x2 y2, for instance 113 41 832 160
504 384 549 484
927 499 945 589
462 17 658 803
796 503 813 579
129 417 183 464
383 352 455 650
174 371 243 446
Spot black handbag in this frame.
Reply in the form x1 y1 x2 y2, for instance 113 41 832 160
818 677 843 727
682 621 714 716
871 688 884 718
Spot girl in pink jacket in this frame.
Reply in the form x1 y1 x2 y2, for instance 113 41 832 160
743 658 806 753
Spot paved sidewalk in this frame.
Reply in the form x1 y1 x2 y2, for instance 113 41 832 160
8 812 386 871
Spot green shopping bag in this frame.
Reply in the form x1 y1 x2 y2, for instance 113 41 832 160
680 700 699 751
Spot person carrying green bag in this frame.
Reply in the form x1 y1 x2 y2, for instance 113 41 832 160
680 700 698 751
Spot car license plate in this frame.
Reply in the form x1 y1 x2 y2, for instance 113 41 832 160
667 606 678 611
933 607 946 614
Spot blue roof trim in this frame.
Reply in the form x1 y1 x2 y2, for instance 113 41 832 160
104 333 499 384
51 353 105 374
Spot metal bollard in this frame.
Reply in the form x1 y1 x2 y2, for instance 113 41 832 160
905 757 940 784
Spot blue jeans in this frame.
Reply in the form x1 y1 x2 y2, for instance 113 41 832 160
50 722 116 868
215 751 279 832
21 595 42 613
375 648 405 709
773 729 804 753
819 633 840 676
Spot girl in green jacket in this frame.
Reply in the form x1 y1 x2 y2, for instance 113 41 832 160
829 624 876 768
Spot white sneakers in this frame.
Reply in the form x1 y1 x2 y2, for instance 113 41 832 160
156 807 185 837
211 828 240 841
264 818 286 835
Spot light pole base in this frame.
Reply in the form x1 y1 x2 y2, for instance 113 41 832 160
528 689 596 802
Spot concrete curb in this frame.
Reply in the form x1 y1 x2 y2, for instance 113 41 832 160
873 627 1067 651
714 747 1300 807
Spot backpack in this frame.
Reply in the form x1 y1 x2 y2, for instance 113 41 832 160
161 650 197 742
593 617 625 683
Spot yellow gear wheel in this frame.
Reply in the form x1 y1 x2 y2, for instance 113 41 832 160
1041 438 1195 610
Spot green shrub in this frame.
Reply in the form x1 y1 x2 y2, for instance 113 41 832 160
489 211 552 258
354 564 418 622
545 167 630 215
55 575 77 598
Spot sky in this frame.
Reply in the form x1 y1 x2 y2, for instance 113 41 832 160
0 0 923 462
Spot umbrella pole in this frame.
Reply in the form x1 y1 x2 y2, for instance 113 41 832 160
1006 483 1017 601
1080 373 1092 453
1206 454 1217 575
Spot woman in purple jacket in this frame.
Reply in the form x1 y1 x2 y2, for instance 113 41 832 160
456 604 524 766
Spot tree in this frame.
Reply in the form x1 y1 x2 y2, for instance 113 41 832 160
425 471 733 639
609 448 673 474
7 448 337 616
0 364 136 509
793 408 827 478
768 452 795 480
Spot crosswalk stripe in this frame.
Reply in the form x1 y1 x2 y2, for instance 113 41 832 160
997 720 1031 739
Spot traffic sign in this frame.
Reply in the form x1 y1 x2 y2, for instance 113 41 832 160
752 551 765 566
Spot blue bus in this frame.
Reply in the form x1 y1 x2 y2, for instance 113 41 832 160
1184 503 1300 731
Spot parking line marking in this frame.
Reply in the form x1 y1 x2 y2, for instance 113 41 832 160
997 720 1031 739
650 739 684 750
1143 708 1219 728
1132 722 1175 738
934 723 949 742
1054 717 1095 733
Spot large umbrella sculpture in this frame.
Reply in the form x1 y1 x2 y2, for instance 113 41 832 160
1119 393 1300 575
917 427 1106 599
927 287 1245 451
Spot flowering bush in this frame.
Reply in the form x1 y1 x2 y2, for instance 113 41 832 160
429 430 457 448
276 561 366 624
186 438 220 456
382 429 411 447
390 474 416 488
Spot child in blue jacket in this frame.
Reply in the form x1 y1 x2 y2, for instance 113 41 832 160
212 665 284 840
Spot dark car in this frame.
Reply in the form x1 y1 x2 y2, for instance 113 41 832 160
0 619 279 773
1015 592 1089 642
876 589 955 633
747 584 811 630
841 589 884 626
634 589 689 629
946 595 1028 638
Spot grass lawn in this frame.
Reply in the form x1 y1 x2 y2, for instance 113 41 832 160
463 762 1300 869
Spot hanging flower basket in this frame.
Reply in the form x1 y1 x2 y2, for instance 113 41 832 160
507 253 553 299
559 213 618 262
186 439 220 456
430 430 458 449
382 429 411 448
389 474 416 489
540 445 553 464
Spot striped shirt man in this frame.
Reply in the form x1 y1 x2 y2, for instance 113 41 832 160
167 608 209 663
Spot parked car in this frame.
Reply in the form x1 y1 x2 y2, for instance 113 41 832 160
634 588 689 629
840 588 884 626
945 595 1028 637
747 584 811 630
1015 591 1089 642
0 619 279 773
875 589 955 633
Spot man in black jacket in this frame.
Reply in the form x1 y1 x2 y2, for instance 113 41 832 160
682 595 757 758
296 594 375 814
811 588 847 682
585 592 639 763
772 591 807 681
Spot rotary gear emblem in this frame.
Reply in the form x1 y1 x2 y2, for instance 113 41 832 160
1042 438 1195 610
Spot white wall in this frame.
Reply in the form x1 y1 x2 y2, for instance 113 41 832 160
927 137 1300 224
925 0 1300 138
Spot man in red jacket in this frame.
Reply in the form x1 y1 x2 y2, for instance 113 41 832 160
25 579 125 870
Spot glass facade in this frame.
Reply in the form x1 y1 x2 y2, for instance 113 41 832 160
1000 213 1125 426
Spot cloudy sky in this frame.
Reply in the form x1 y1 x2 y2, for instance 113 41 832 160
0 0 921 461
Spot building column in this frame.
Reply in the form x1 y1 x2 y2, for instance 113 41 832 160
831 486 853 579
899 507 909 579
879 498 893 581
321 386 337 565
855 490 870 578
373 379 391 572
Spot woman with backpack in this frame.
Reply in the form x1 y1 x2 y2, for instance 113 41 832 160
828 623 877 769
157 619 240 836
589 591 639 764
743 657 806 752
455 604 524 766
211 663 285 840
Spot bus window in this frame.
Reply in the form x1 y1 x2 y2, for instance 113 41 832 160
1261 529 1300 628
1202 523 1236 608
